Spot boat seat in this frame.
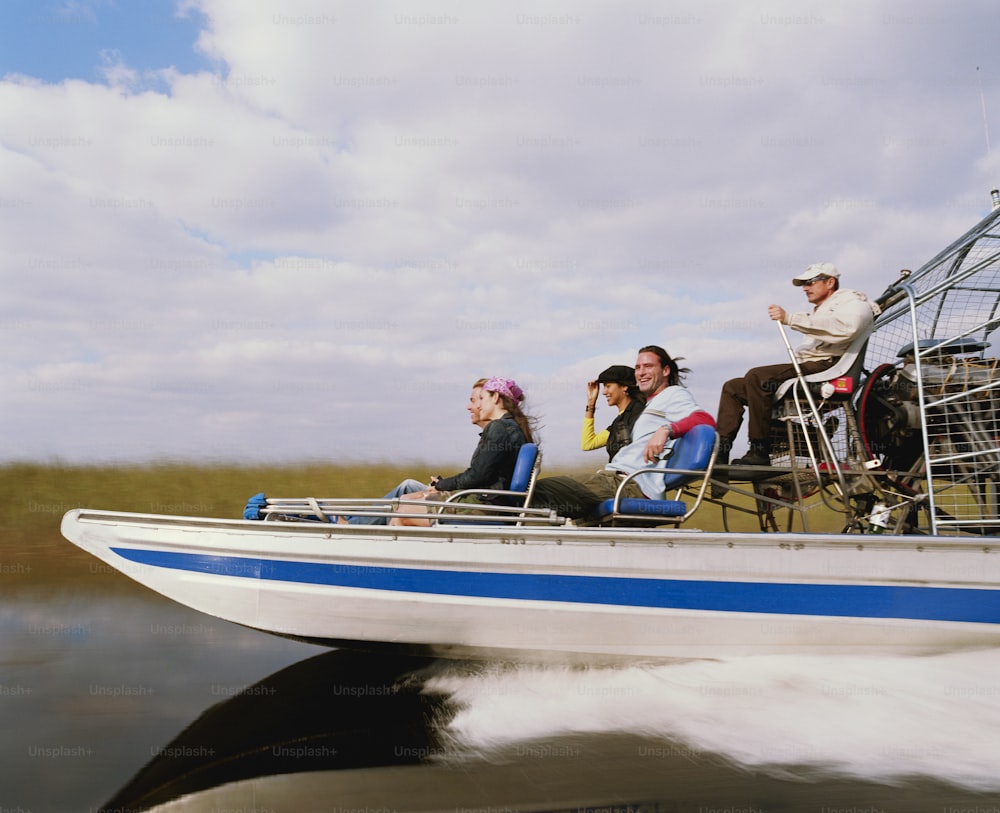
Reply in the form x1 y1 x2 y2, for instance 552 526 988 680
435 442 549 526
591 424 718 526
772 328 871 410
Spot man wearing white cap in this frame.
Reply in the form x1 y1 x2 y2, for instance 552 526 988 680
715 262 880 467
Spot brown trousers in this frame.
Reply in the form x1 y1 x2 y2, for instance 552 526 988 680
717 359 837 442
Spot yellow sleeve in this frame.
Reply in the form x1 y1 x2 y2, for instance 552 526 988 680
581 417 610 451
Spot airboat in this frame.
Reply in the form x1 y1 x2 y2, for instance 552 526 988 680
61 196 1000 661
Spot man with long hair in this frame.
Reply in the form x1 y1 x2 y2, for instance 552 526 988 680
533 345 714 519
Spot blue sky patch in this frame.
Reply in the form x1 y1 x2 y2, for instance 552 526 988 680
0 0 215 85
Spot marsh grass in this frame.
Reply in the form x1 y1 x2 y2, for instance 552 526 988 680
0 461 431 588
1 461 845 590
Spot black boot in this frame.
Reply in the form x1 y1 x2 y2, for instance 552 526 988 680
732 439 771 467
711 436 735 498
716 435 734 465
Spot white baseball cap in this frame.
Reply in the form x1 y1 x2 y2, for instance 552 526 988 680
792 262 840 286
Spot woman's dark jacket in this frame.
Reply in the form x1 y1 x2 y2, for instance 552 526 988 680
434 413 527 495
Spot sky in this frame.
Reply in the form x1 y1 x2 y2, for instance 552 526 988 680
2 0 1000 471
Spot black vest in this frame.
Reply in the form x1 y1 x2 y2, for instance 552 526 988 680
606 399 644 460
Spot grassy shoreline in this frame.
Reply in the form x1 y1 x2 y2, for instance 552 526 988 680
0 461 455 588
1 461 842 590
3 461 433 521
0 461 593 588
1 460 601 530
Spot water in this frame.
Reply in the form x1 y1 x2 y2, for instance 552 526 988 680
0 591 325 811
429 651 1000 791
4 545 1000 811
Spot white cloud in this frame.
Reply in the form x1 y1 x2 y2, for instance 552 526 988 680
2 0 1000 468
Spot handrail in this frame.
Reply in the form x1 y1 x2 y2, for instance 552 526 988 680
775 322 855 508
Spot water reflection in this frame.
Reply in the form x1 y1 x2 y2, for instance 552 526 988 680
102 649 448 811
0 591 323 812
6 572 1000 811
101 648 1000 813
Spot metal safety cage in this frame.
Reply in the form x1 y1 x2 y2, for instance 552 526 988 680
859 204 1000 535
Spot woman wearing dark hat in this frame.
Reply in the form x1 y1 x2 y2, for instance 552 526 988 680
582 365 645 460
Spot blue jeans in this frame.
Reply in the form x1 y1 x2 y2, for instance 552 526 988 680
347 479 428 525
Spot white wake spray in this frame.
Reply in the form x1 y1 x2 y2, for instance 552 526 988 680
424 649 1000 790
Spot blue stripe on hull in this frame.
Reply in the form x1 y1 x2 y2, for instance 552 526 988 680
110 547 1000 625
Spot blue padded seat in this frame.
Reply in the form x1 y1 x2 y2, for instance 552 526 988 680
593 424 717 523
611 498 689 518
507 442 538 494
436 442 541 526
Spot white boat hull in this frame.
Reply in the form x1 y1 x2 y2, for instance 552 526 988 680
61 509 1000 661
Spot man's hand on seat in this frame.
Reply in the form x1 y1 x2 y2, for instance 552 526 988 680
643 425 670 463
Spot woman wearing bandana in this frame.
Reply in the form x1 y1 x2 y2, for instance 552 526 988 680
343 377 536 526
426 376 535 494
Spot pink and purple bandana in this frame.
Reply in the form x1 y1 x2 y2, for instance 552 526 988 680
484 376 524 403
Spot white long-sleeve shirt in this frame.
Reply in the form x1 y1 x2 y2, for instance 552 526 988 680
783 288 880 363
